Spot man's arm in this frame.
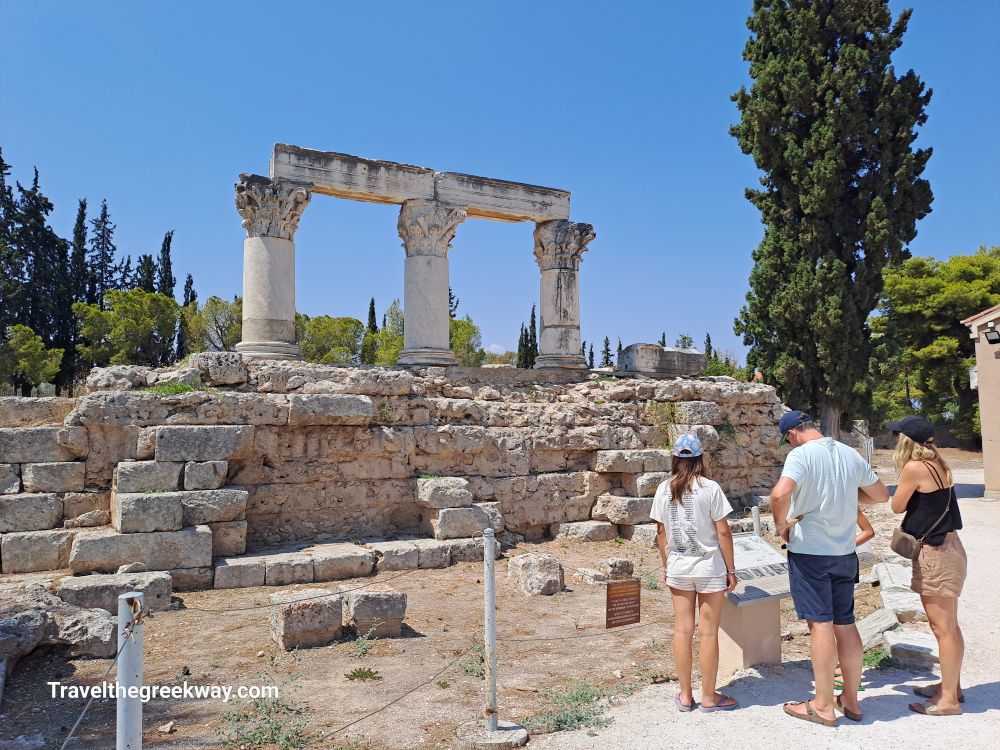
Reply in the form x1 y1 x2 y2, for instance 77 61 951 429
770 475 800 542
859 479 889 505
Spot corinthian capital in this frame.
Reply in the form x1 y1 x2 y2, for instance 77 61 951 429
397 200 467 258
235 174 311 240
533 220 596 271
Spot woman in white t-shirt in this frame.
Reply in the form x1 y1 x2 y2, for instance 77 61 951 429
651 433 738 713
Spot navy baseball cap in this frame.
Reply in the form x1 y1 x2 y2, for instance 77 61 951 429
779 410 813 445
887 415 934 444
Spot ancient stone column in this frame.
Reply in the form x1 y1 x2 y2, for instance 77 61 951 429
396 200 467 366
533 220 595 369
234 174 311 360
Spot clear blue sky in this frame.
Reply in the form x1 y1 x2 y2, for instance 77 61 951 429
2 1 998 358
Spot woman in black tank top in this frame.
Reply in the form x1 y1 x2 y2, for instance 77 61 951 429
888 415 966 717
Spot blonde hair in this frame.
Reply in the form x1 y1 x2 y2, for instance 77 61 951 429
893 433 954 486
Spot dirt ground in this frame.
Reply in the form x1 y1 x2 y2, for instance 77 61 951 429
1 448 983 749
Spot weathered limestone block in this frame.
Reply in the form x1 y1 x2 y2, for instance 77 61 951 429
507 554 564 596
0 427 74 463
309 543 376 581
550 520 618 542
409 538 451 569
64 509 110 528
476 502 505 532
494 471 608 532
0 493 62 532
874 562 912 589
598 557 634 580
416 476 473 508
425 505 491 540
84 425 139 488
1 528 77 572
0 583 117 660
369 540 419 571
619 344 706 376
574 567 609 585
619 523 658 548
112 493 183 534
168 567 214 591
214 557 265 589
208 520 247 556
152 367 202 387
179 488 249 525
69 525 213 573
57 426 90 459
63 491 111 519
270 589 343 650
114 461 183 493
188 352 248 386
287 394 376 426
56 571 172 613
592 449 671 474
0 396 75 427
857 608 900 648
85 365 152 391
0 463 20 494
884 629 939 667
591 495 653 525
339 586 407 637
446 536 500 563
154 425 254 461
673 401 722 425
622 472 669 498
880 587 927 624
264 552 314 586
184 460 228 490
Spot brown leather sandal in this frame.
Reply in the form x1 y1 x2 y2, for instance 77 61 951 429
909 701 962 717
783 700 837 727
913 684 965 703
835 695 862 722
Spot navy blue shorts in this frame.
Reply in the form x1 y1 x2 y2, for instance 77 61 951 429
787 551 858 625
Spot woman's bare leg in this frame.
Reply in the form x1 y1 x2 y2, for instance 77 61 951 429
921 595 963 710
697 590 726 706
671 587 698 707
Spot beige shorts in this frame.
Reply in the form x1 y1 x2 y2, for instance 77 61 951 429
666 575 728 594
911 531 966 598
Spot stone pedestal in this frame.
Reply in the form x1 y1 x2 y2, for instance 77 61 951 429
718 597 782 677
397 200 466 366
234 174 310 360
532 220 594 369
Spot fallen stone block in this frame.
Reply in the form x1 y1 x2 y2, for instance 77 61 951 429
187 351 248 386
498 530 525 550
184 460 228 490
112 492 183 534
550 520 618 542
476 501 505 532
591 495 653 525
63 491 110 519
508 553 564 595
881 586 927 624
598 557 634 580
69 525 213 573
154 425 253 462
408 538 451 569
425 505 491 539
208 519 247 556
1 529 76 573
56 571 172 613
270 589 343 649
264 552 314 586
85 364 151 392
369 540 419 571
0 583 116 660
884 629 939 668
180 488 248 525
339 586 406 637
114 461 183 493
573 567 609 585
857 608 900 648
309 544 375 581
64 510 110 528
620 523 658 548
0 493 63 532
874 562 912 589
0 427 74 463
0 463 20 494
213 556 265 589
168 567 214 591
446 537 498 563
287 393 375 425
622 472 669 498
416 476 473 508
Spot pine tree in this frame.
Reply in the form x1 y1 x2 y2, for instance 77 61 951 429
588 344 595 369
600 336 612 368
732 0 933 433
88 200 117 308
367 297 378 333
156 230 175 298
527 305 538 368
704 333 714 360
135 254 156 293
448 287 459 318
658 331 666 347
115 255 134 291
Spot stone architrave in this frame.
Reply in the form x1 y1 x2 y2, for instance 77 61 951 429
234 174 311 360
532 220 595 369
396 200 466 366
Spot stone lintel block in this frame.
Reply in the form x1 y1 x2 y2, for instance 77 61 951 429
63 491 111 519
874 563 912 590
56 571 172 613
0 463 21 494
208 520 247 557
416 476 473 508
425 505 491 540
884 629 939 668
619 344 706 376
0 427 74 463
21 462 85 493
408 538 451 569
180 488 249 525
0 493 63 532
115 461 183 493
618 523 658 548
434 171 570 222
1 528 77 573
264 552 314 586
213 556 265 589
169 566 215 591
369 540 419 571
339 586 406 638
287 394 375 426
69 525 213 573
549 520 618 542
184 461 228 490
270 589 343 650
622 472 670 498
591 495 653 525
154 425 253 462
112 493 183 534
309 544 376 581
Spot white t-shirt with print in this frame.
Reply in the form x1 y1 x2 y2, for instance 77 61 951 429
650 477 733 578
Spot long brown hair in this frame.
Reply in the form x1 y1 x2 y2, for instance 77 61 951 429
670 455 707 503
893 433 954 485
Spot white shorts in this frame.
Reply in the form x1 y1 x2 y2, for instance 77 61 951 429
666 575 728 593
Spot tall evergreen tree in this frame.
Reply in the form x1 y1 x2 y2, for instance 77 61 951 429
135 254 156 293
658 331 666 347
88 199 117 309
581 340 586 357
600 337 612 368
0 150 21 343
704 333 714 360
156 230 175 297
176 273 197 360
527 305 538 368
588 343 595 369
69 200 89 304
516 324 527 368
115 255 134 291
182 274 197 307
367 297 378 333
731 0 933 433
616 338 622 359
448 287 459 318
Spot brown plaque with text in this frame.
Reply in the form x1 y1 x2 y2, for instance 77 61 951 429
606 578 641 628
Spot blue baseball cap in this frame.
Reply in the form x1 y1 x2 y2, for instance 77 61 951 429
778 410 813 445
672 433 704 457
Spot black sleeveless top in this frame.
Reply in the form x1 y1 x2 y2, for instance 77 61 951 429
901 461 962 546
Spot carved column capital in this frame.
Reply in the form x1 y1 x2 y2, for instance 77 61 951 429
397 200 467 258
533 220 596 271
235 174 311 240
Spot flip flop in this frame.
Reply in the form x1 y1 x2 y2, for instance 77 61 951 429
783 700 837 727
700 694 738 712
909 701 962 717
835 695 862 722
674 694 695 713
913 685 965 703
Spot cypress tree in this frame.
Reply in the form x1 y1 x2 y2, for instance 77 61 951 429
69 200 89 304
516 324 526 368
117 255 133 289
616 338 622 357
588 344 594 369
581 340 586 357
176 274 197 360
0 150 21 343
704 333 714 360
527 305 538 368
156 230 175 297
448 287 459 318
88 200 117 308
658 331 666 347
367 297 378 333
731 0 933 433
135 255 156 293
600 337 612 368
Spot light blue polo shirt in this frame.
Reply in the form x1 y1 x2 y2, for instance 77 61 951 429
782 437 879 556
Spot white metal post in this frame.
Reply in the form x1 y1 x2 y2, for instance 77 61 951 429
116 591 144 750
751 506 762 537
483 527 498 732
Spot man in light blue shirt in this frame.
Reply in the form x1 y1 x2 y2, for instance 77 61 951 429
770 411 888 727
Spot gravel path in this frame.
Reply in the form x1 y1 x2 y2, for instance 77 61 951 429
533 498 1000 750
